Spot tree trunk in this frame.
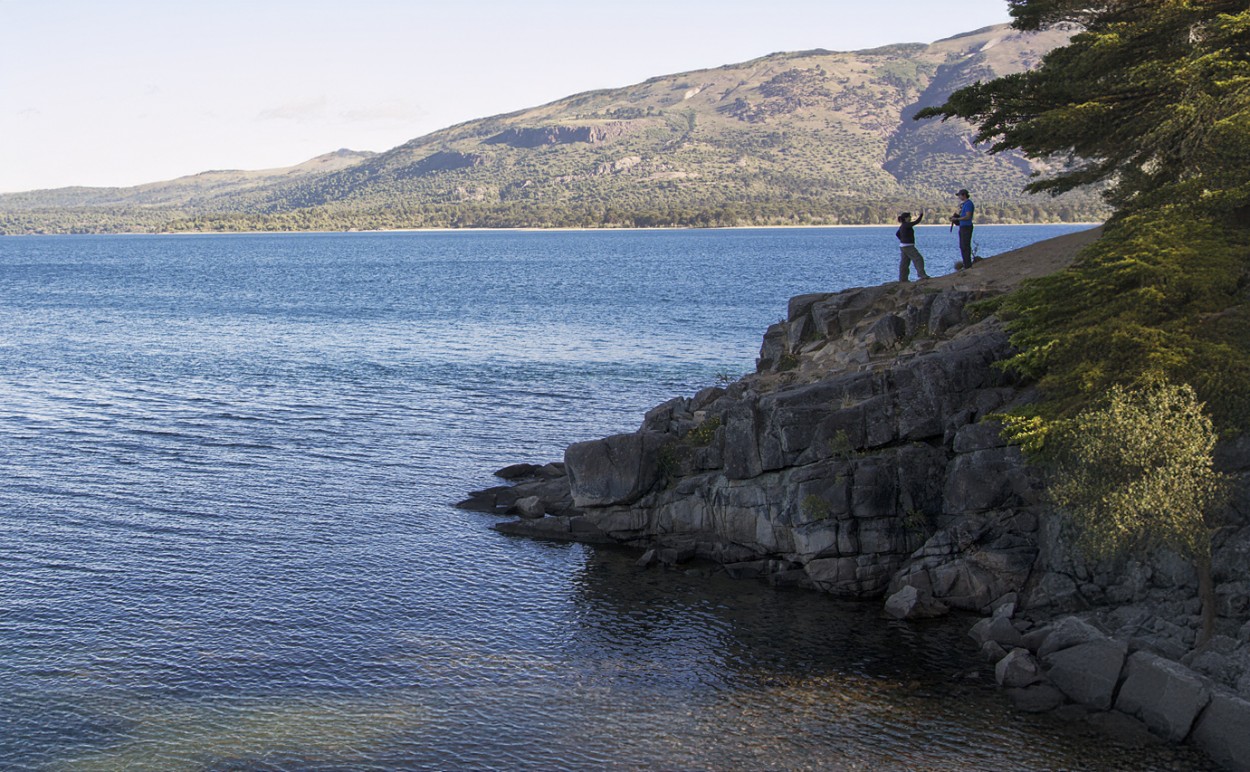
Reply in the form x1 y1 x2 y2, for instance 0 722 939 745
1197 552 1216 649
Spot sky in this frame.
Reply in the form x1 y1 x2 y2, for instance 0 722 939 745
0 0 1014 193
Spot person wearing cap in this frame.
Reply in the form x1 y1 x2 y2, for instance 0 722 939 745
951 189 975 269
895 210 929 281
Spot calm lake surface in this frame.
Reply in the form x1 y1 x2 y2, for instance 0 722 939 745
0 226 1211 770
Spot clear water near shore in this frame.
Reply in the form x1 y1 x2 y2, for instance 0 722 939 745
0 226 1213 769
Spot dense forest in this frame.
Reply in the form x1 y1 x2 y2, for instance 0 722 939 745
0 199 1103 235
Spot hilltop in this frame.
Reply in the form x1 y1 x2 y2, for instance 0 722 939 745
1 24 1107 234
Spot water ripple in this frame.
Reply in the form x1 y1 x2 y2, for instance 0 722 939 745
0 228 1208 770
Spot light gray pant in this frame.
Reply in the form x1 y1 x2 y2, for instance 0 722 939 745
899 245 928 281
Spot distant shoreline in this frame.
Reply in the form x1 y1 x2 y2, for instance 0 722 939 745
3 222 1105 237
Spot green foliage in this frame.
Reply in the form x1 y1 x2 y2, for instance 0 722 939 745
920 1 1250 217
1046 381 1229 565
875 58 931 92
776 353 801 372
0 193 1109 235
931 2 1249 644
915 2 1250 433
903 507 932 537
966 293 1008 323
826 429 854 461
999 210 1250 432
685 416 722 446
997 413 1050 457
800 494 833 521
656 443 684 485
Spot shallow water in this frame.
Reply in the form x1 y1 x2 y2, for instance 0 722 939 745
0 227 1213 769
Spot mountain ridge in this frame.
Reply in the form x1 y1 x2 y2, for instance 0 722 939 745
0 24 1107 234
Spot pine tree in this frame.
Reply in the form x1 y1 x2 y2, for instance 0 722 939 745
918 0 1250 219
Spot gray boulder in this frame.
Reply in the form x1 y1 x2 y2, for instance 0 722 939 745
943 447 1028 514
996 648 1042 688
1037 616 1106 658
1191 690 1250 772
927 290 970 336
1024 571 1082 611
1086 711 1161 749
565 431 670 507
1044 638 1129 710
883 585 949 620
1114 651 1211 742
988 591 1019 618
952 420 1009 454
867 313 906 351
970 614 1024 648
1006 683 1067 713
512 496 546 519
930 557 1016 611
1183 637 1248 690
980 641 1008 663
495 463 541 480
494 514 611 544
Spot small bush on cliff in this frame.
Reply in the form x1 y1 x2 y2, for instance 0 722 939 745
801 494 833 521
656 443 684 487
685 416 722 446
826 429 854 461
1045 380 1230 644
903 507 933 538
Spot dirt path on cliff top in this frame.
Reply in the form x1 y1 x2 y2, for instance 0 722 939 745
928 224 1103 292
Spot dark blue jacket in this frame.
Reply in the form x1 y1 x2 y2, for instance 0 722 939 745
895 212 923 245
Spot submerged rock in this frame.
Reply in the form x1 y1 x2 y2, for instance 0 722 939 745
884 585 949 620
1115 652 1212 742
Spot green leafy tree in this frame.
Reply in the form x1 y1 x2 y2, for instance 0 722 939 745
1046 381 1230 644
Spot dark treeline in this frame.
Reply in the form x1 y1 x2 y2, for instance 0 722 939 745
1 199 1106 235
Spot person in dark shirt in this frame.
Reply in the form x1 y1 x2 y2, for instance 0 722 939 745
895 210 929 282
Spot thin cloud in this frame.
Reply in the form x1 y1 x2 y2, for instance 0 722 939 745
256 96 329 122
338 101 427 126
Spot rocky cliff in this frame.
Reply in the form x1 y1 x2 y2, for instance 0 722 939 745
460 227 1250 768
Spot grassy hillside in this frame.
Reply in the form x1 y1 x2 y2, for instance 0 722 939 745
0 25 1107 234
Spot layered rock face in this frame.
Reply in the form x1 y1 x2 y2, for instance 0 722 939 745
477 279 1046 609
483 123 634 148
472 274 1248 630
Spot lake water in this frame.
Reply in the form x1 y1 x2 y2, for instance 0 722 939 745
0 226 1212 770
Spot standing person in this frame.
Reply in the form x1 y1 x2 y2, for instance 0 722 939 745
951 189 975 269
895 210 929 281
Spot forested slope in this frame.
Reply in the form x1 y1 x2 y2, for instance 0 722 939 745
1 24 1106 234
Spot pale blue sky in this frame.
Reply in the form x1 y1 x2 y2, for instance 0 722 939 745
0 0 1013 192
